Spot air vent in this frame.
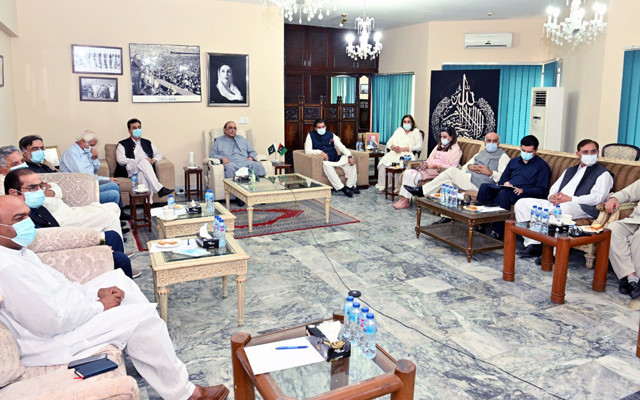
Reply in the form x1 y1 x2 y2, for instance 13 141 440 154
533 90 547 106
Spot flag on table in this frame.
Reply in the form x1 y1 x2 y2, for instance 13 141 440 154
278 146 288 156
268 144 276 155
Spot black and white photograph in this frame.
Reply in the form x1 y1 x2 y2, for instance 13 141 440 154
207 53 249 107
360 83 368 95
72 45 123 75
79 77 118 102
129 43 201 103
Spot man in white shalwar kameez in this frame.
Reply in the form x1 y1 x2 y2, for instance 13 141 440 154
0 195 229 400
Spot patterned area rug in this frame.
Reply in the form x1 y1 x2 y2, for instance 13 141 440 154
131 199 359 251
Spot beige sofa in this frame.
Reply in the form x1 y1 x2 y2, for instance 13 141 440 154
202 128 273 200
40 172 100 206
97 144 175 206
292 149 369 188
0 227 140 399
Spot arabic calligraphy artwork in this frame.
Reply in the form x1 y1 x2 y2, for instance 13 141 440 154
428 70 500 152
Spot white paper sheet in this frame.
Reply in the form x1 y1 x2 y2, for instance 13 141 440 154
477 206 506 213
244 336 325 375
150 207 187 218
149 239 198 253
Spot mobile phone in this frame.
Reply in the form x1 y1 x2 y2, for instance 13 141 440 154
68 353 108 369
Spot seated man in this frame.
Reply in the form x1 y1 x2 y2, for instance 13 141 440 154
0 196 229 400
60 130 122 207
605 179 640 299
403 132 510 223
476 135 551 239
515 139 613 257
209 121 266 178
304 118 359 198
19 135 57 173
0 145 29 194
115 118 174 200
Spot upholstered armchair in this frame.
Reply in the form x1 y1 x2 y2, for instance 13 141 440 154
0 227 140 399
202 128 273 200
292 149 369 188
97 144 175 206
40 172 99 206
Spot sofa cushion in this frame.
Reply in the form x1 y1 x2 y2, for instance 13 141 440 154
0 296 26 388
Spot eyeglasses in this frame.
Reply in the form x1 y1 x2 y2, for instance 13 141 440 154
20 183 47 193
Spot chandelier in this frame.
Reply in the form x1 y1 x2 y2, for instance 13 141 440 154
345 11 382 60
262 0 336 24
543 0 607 48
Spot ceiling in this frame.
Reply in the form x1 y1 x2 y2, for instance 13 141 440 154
244 0 566 30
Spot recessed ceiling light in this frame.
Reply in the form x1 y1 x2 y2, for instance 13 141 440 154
487 12 493 17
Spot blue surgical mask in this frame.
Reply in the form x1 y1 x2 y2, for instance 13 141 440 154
402 123 412 131
0 218 37 247
10 162 28 171
83 146 92 154
132 129 143 138
521 151 534 161
441 138 450 146
485 143 498 153
30 150 45 163
24 190 46 208
317 128 326 135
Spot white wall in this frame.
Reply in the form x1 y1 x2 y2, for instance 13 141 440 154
0 0 18 144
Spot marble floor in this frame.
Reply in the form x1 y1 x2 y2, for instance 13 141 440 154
124 188 640 400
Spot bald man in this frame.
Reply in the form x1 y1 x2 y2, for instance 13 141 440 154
0 195 229 400
209 121 266 179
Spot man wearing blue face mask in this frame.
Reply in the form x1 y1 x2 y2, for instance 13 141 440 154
476 135 552 239
115 118 174 200
0 145 30 195
19 135 57 174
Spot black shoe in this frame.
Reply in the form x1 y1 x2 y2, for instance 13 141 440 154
121 221 127 227
123 237 128 243
119 211 130 221
235 198 245 207
157 187 174 198
517 244 542 258
474 225 486 234
431 217 452 225
403 185 424 197
490 231 502 240
351 186 360 195
122 227 131 235
619 277 631 295
341 187 353 198
629 280 640 299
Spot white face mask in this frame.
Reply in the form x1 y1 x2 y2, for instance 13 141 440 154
581 154 598 166
317 128 326 135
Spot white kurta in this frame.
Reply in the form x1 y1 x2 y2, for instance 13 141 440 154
609 179 640 279
375 128 423 191
0 246 195 400
116 139 164 199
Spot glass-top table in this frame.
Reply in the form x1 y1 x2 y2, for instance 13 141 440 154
224 173 332 233
231 314 416 399
156 201 235 239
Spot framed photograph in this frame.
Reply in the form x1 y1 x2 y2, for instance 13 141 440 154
129 43 201 103
360 83 368 95
207 53 249 107
0 55 4 87
72 45 123 75
79 77 118 102
365 132 379 150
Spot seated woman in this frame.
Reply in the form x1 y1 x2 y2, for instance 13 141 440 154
375 115 423 194
393 127 462 209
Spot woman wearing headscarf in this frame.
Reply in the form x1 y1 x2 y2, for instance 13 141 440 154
216 64 243 102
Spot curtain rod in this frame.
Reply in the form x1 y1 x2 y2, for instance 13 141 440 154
373 72 415 76
443 59 560 66
624 46 640 51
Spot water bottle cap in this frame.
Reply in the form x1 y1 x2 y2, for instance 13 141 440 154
544 208 548 212
352 302 360 308
346 296 354 301
366 313 374 318
362 306 369 312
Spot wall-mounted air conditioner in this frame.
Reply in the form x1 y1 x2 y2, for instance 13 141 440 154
530 87 565 151
464 33 513 48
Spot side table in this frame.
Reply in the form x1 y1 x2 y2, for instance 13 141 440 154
367 151 385 186
129 190 151 232
271 162 292 174
183 167 203 201
385 167 404 200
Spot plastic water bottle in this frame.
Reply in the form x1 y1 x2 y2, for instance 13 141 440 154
218 221 227 249
442 185 450 206
358 306 369 347
362 313 377 359
348 302 362 345
342 296 355 339
250 166 256 184
131 173 137 188
213 216 220 234
554 205 562 225
530 206 537 229
534 206 542 232
167 194 175 209
541 208 549 235
451 186 459 207
205 190 214 213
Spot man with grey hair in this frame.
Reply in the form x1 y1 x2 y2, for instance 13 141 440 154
0 145 29 195
60 130 122 206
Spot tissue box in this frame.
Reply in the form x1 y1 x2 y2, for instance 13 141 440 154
305 323 350 362
187 204 202 214
196 234 219 249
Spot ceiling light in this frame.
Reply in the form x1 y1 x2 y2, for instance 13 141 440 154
543 0 607 48
345 1 382 60
262 0 337 24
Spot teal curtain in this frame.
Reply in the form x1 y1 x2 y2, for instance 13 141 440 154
331 76 356 103
442 64 542 146
543 61 558 87
618 50 640 146
371 74 413 143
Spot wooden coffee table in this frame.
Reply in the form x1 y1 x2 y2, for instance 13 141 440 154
148 236 249 325
415 196 514 262
503 220 612 304
231 313 416 400
156 201 235 239
224 173 331 233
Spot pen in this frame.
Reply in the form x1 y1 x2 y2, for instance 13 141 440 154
276 346 308 350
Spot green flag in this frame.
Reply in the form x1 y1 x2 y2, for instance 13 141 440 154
268 144 276 155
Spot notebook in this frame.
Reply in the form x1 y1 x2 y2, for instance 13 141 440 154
74 358 118 379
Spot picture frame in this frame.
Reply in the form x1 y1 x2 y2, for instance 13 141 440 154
129 43 201 103
72 45 123 75
360 83 368 95
365 132 379 150
79 77 118 102
207 53 249 107
0 55 4 87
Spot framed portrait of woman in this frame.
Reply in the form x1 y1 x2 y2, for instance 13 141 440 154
207 53 249 107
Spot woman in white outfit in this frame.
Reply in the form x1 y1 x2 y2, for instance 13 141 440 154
375 115 423 193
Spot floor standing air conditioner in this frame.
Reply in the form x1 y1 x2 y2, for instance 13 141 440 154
530 87 565 151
